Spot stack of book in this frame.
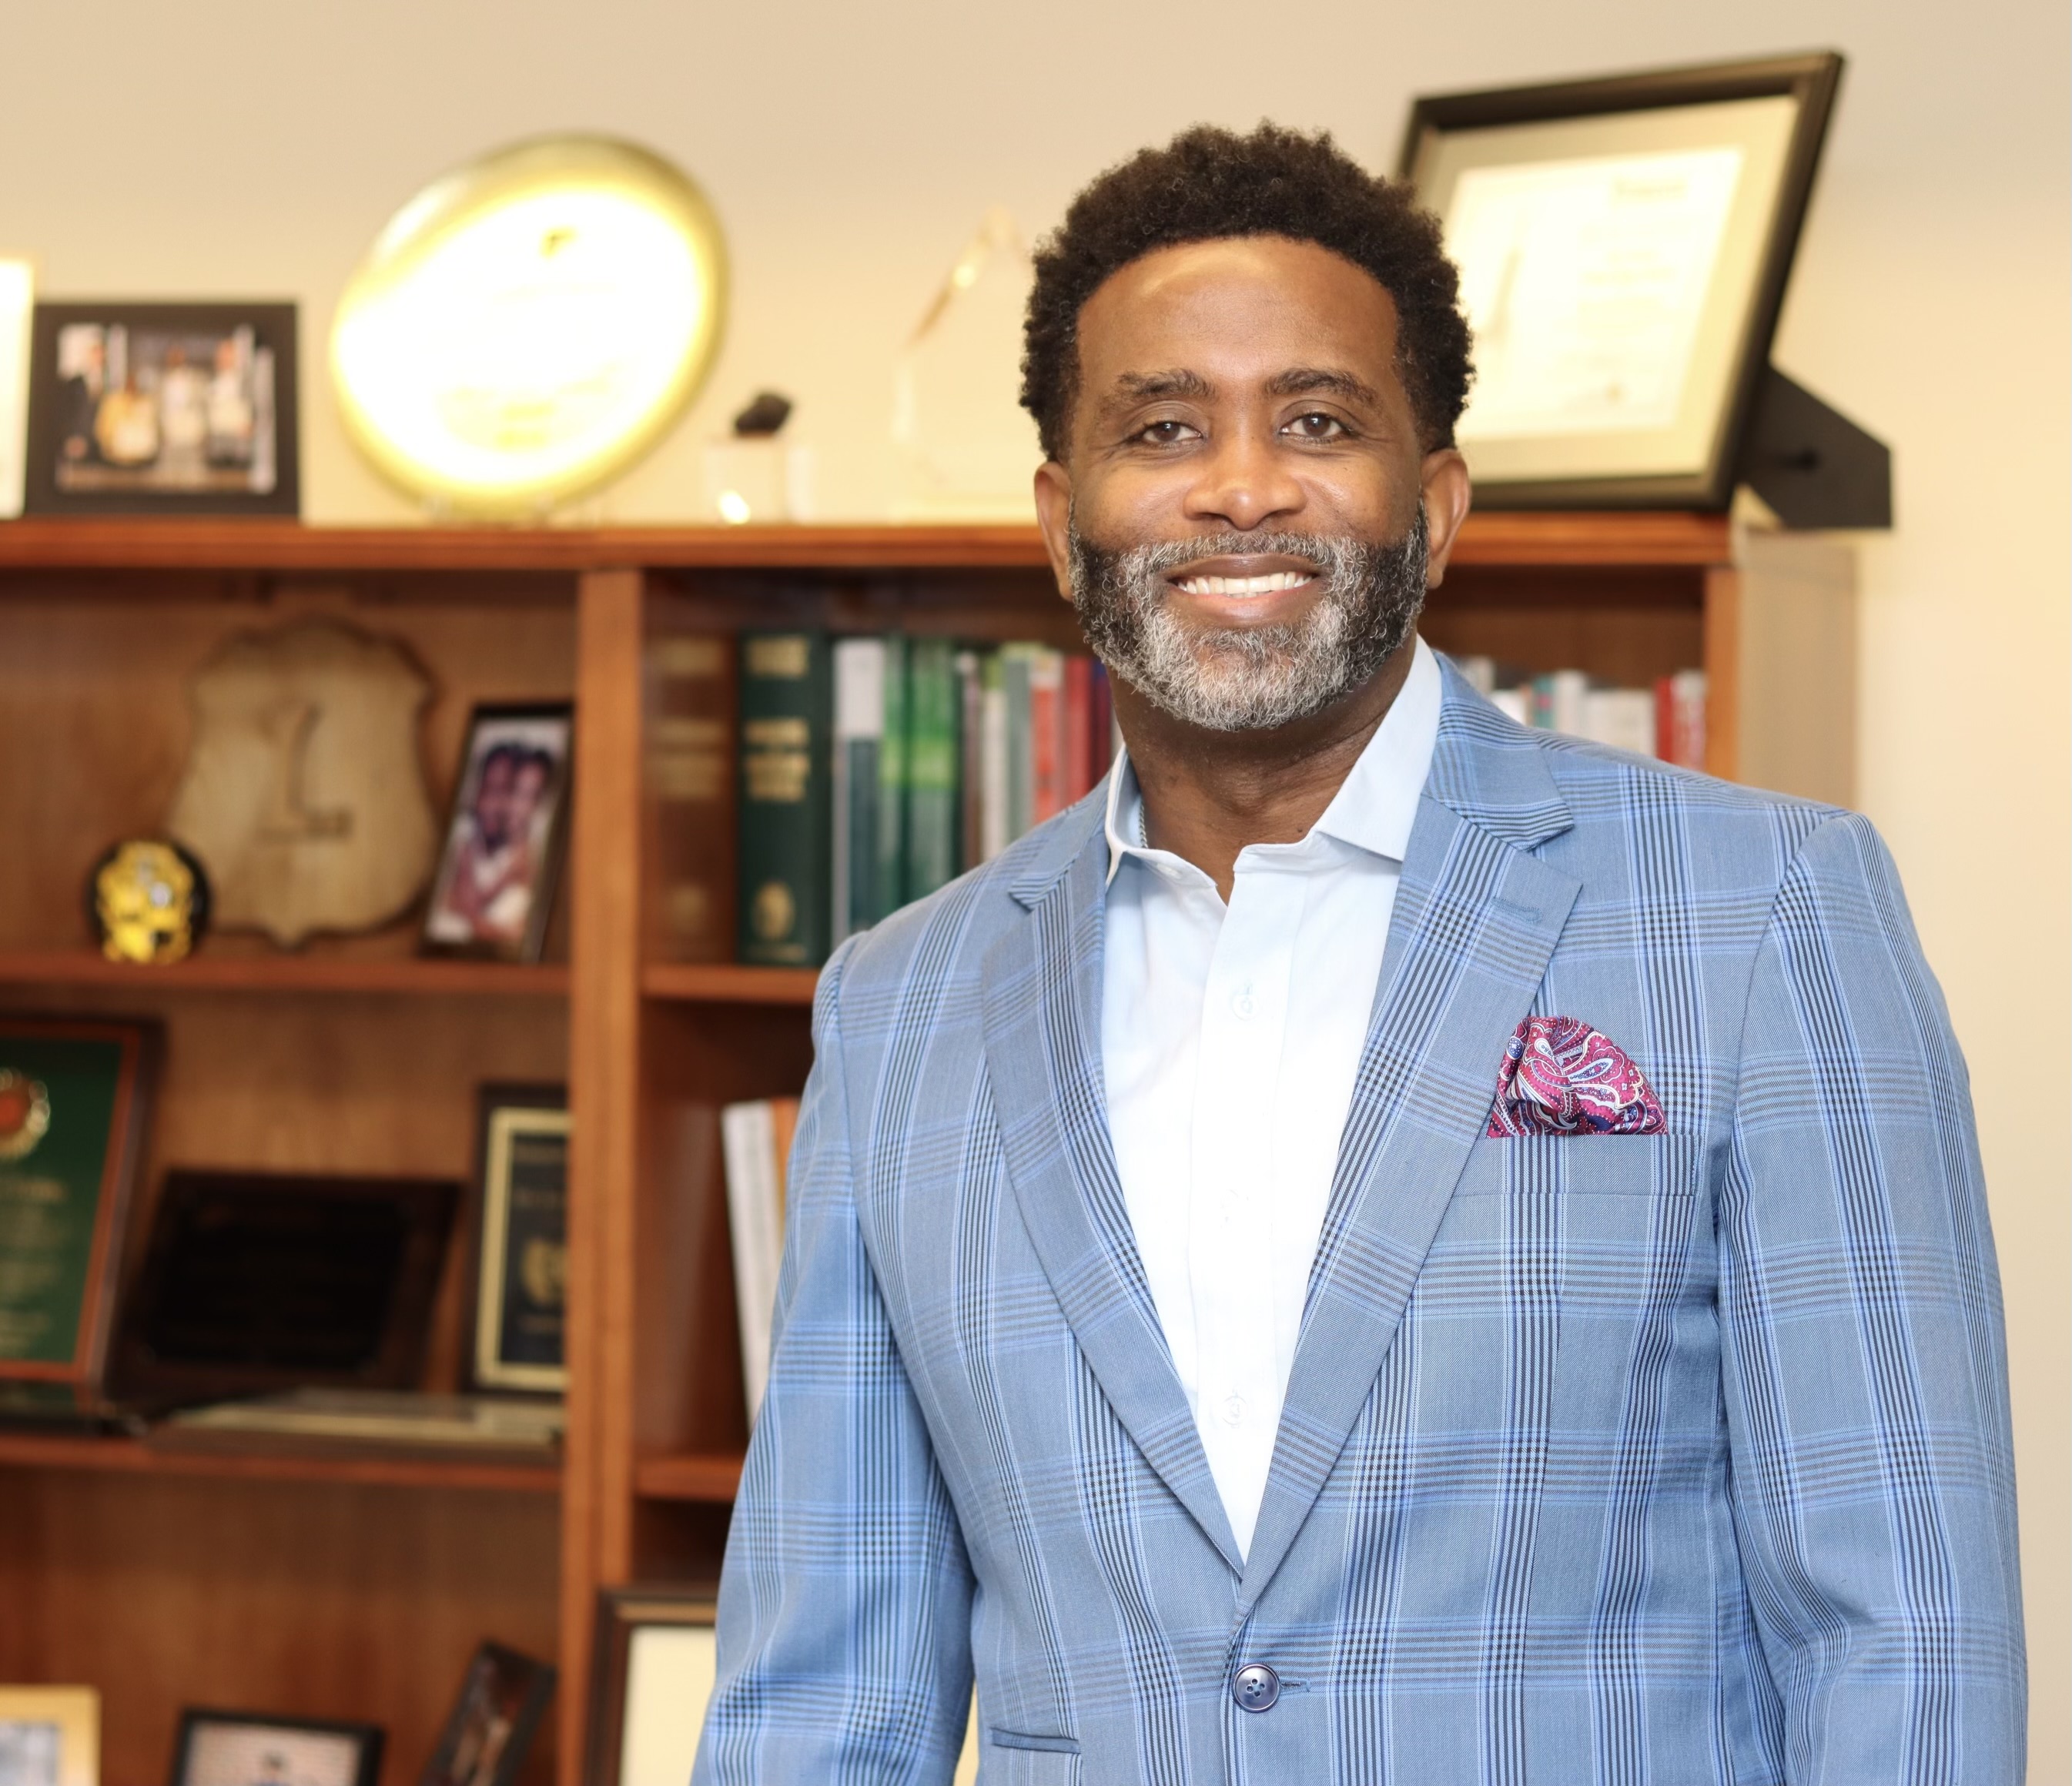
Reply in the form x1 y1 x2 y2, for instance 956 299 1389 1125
721 1096 799 1420
1458 657 1707 768
738 632 1115 967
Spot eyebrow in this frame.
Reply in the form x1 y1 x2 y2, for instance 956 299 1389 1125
1264 366 1382 405
1108 369 1213 403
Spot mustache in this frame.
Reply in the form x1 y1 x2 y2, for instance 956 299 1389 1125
1074 528 1365 586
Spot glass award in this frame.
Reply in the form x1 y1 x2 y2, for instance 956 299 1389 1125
891 206 1041 520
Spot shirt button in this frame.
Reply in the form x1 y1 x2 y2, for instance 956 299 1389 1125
1231 1663 1280 1712
1230 989 1255 1020
1220 1395 1245 1426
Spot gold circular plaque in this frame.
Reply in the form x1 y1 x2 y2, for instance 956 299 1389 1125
331 134 729 516
89 838 209 965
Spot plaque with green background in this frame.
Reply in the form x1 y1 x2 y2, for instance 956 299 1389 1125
0 1018 156 1388
469 1085 569 1394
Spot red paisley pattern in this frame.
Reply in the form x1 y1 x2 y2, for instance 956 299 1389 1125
1486 1015 1666 1138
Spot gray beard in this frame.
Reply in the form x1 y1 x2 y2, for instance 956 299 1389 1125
1066 507 1430 732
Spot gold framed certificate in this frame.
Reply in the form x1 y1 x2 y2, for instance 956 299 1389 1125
468 1085 570 1395
1401 53 1843 508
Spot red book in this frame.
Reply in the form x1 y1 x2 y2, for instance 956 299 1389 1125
1062 656 1093 802
1029 650 1065 824
1655 670 1708 769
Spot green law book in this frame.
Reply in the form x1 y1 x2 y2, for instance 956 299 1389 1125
903 637 961 901
875 635 909 921
736 630 832 966
832 637 886 943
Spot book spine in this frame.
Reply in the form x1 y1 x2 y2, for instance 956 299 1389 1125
904 637 961 901
956 649 986 873
735 630 832 966
645 634 735 963
1003 646 1033 844
875 636 908 917
721 1099 783 1420
982 652 1009 861
832 638 886 942
1029 647 1065 824
1063 655 1093 804
1090 659 1115 786
1660 668 1708 769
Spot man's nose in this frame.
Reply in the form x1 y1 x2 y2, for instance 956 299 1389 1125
1182 425 1304 533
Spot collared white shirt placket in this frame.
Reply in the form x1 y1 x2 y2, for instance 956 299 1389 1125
1101 636 1443 1559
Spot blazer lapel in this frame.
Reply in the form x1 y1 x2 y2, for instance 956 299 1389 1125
1237 690 1583 1609
980 798 1243 1572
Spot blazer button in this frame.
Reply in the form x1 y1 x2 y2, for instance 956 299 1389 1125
1231 1663 1279 1713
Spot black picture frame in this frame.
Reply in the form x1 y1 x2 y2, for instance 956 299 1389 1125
464 1084 570 1396
169 1707 383 1786
1398 52 1844 510
584 1587 717 1786
23 301 300 517
420 1641 556 1786
109 1169 458 1405
421 703 574 965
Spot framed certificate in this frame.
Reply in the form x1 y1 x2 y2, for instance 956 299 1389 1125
0 1017 158 1404
467 1085 570 1394
0 1686 98 1786
1400 52 1843 507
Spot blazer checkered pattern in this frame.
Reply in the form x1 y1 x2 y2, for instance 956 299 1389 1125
695 661 2023 1784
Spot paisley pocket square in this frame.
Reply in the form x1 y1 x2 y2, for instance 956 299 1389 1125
1486 1015 1666 1137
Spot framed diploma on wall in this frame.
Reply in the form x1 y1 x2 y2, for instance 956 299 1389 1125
1400 52 1843 508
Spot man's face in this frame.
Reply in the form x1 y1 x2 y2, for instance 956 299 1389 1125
473 754 518 849
1034 235 1470 731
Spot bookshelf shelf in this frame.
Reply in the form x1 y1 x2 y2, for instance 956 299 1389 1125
0 948 571 998
633 1452 747 1502
0 1430 560 1493
0 516 1849 1786
641 962 819 1005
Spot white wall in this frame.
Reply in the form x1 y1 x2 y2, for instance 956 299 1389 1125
5 0 2064 1770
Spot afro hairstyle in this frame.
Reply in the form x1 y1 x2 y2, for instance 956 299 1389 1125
1020 122 1473 462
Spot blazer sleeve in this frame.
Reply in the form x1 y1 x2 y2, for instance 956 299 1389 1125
695 943 976 1784
1718 811 2025 1781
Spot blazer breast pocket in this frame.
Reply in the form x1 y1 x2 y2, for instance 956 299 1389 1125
986 1731 1081 1784
1453 1131 1704 1199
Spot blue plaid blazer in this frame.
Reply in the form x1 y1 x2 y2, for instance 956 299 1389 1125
696 661 2023 1784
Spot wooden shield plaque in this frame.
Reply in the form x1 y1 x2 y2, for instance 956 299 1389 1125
168 619 438 945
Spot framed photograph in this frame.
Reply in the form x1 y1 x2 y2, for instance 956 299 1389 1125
1399 52 1843 508
169 1711 381 1786
0 1685 97 1786
422 704 574 964
0 259 32 519
420 1643 555 1786
467 1085 570 1395
109 1170 457 1405
0 1018 159 1404
22 302 298 516
584 1589 715 1786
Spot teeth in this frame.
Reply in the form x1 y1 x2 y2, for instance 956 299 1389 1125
1175 570 1313 597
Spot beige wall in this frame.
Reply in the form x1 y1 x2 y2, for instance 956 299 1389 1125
6 0 2064 1769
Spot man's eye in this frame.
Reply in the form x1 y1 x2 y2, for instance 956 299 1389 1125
1287 412 1346 439
1134 420 1196 445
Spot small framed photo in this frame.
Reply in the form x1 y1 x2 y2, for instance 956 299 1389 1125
1400 52 1843 508
22 302 298 516
422 704 574 963
420 1643 556 1786
467 1085 571 1395
0 1685 98 1786
169 1711 381 1786
584 1589 715 1786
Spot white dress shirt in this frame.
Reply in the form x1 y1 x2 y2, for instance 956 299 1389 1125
1100 636 1442 1558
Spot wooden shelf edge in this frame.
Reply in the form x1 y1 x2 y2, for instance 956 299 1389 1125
641 962 819 1005
0 513 1731 577
634 1452 745 1502
0 949 571 997
0 1430 561 1493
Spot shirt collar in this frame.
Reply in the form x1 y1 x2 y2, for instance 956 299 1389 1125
1104 634 1443 885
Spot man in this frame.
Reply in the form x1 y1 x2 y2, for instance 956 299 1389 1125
697 125 2022 1783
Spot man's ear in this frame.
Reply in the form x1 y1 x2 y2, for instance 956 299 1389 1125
1418 447 1473 587
1033 460 1076 603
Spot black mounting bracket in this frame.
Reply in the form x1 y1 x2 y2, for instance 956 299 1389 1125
1735 365 1892 529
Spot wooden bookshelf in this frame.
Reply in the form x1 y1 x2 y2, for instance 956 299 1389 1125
0 517 1852 1786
